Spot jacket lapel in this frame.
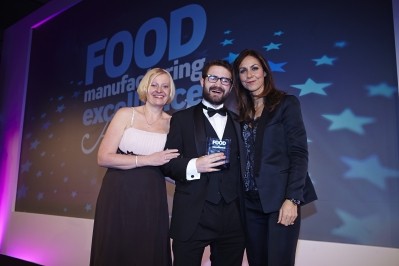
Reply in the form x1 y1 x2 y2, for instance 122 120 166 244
193 104 207 155
229 112 246 172
253 106 271 175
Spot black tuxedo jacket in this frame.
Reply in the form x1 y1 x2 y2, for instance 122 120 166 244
162 103 246 241
252 95 317 213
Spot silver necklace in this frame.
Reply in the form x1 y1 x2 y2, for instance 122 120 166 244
143 107 162 127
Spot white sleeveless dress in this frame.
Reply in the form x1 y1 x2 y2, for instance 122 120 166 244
90 108 172 266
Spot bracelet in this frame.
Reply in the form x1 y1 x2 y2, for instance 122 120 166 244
135 155 138 168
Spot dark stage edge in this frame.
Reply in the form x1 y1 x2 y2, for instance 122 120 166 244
0 254 43 266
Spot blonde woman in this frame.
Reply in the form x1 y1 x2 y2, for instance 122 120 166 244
90 68 179 266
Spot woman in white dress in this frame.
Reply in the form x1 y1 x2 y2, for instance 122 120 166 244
90 68 179 266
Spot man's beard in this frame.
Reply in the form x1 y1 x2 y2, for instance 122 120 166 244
202 85 229 105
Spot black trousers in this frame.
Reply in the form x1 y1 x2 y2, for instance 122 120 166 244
172 198 245 266
244 191 301 266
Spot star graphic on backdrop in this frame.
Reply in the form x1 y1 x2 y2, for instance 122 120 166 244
322 108 374 134
263 42 282 51
224 30 232 34
312 55 337 66
40 113 47 119
332 209 382 244
37 192 44 200
341 155 399 189
274 30 284 36
63 176 69 182
291 78 331 96
17 184 28 199
268 61 286 72
42 121 51 130
56 104 65 113
85 203 92 212
71 191 78 198
334 40 347 48
224 52 238 63
57 96 64 101
72 90 80 98
220 39 234 46
30 139 40 149
366 82 397 98
20 160 32 173
36 171 42 177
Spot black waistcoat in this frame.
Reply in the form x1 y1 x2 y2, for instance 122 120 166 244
204 115 240 204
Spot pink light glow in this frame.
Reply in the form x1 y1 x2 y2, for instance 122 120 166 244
4 246 45 266
0 131 20 245
0 0 82 258
32 8 69 29
32 2 80 29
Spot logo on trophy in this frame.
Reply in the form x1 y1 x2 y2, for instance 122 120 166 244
207 137 231 169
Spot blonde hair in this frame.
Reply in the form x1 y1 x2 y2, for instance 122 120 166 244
137 68 176 104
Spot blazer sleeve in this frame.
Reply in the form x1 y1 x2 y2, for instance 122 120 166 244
161 111 192 183
282 95 309 201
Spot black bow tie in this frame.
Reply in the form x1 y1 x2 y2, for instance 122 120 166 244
201 103 227 117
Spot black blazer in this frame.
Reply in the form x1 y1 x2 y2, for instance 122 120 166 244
162 103 246 241
252 95 317 213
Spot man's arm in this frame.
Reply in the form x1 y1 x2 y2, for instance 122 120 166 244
161 114 191 182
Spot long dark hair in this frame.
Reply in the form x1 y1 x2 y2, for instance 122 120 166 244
233 49 285 122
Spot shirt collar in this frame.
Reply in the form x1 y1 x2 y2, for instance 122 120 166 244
201 99 224 110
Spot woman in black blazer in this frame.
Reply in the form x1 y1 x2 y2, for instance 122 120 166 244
233 49 317 266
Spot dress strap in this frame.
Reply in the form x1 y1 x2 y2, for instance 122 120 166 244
130 107 135 127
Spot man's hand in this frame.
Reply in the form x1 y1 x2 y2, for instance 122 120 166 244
196 152 226 173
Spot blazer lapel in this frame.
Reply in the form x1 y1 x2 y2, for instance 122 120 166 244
194 104 207 155
253 107 271 175
229 112 246 172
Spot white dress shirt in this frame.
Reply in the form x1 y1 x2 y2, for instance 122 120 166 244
186 100 228 180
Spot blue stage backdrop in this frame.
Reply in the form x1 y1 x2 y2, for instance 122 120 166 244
15 0 399 248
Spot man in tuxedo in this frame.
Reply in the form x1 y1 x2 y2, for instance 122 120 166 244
161 59 246 266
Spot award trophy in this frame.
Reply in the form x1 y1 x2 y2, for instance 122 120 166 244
206 137 231 169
